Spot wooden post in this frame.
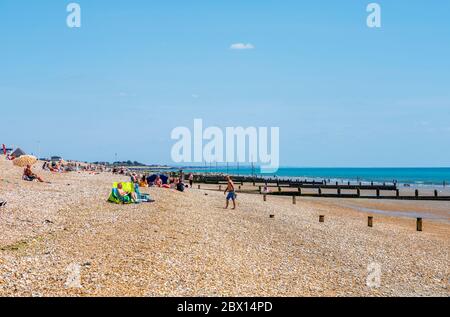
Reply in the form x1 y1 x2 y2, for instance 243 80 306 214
357 188 361 197
319 215 325 223
415 189 419 199
263 194 267 202
376 189 380 198
318 188 322 196
396 189 400 198
298 188 302 196
347 181 350 186
368 216 373 228
434 190 438 198
337 188 341 196
417 218 423 232
219 185 222 191
292 195 296 205
198 185 201 190
258 186 261 193
278 187 281 192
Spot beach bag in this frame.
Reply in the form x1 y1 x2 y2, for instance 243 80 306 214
176 183 185 192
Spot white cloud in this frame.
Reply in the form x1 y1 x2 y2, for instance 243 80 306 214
230 43 255 50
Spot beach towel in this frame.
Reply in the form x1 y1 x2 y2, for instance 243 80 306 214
107 182 135 204
133 183 148 200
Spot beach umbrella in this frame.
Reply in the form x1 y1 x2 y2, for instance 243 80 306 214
13 155 38 167
11 148 26 158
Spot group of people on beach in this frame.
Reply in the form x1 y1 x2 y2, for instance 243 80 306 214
21 160 109 184
14 158 238 209
134 171 237 208
112 171 237 208
42 161 106 173
131 172 191 192
112 167 129 175
111 172 190 204
42 161 65 173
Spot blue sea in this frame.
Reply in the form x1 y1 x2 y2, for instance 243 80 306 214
184 167 450 187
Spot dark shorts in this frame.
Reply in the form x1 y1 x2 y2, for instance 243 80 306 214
226 191 236 201
24 175 36 181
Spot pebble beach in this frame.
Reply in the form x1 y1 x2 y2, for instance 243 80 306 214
0 157 448 297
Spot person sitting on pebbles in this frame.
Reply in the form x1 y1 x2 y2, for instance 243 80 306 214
117 182 138 203
139 175 148 188
23 165 45 183
154 175 163 187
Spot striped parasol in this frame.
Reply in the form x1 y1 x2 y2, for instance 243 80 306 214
13 155 38 167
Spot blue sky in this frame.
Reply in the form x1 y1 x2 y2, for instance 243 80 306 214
1 0 449 167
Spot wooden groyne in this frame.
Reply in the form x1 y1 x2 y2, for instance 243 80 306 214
270 190 450 201
194 175 396 187
192 175 450 201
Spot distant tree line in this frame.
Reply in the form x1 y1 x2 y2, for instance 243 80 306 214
91 160 147 167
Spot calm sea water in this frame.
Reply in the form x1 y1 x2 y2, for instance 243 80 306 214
185 167 450 186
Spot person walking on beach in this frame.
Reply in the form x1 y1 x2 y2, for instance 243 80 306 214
224 176 236 210
188 173 194 188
